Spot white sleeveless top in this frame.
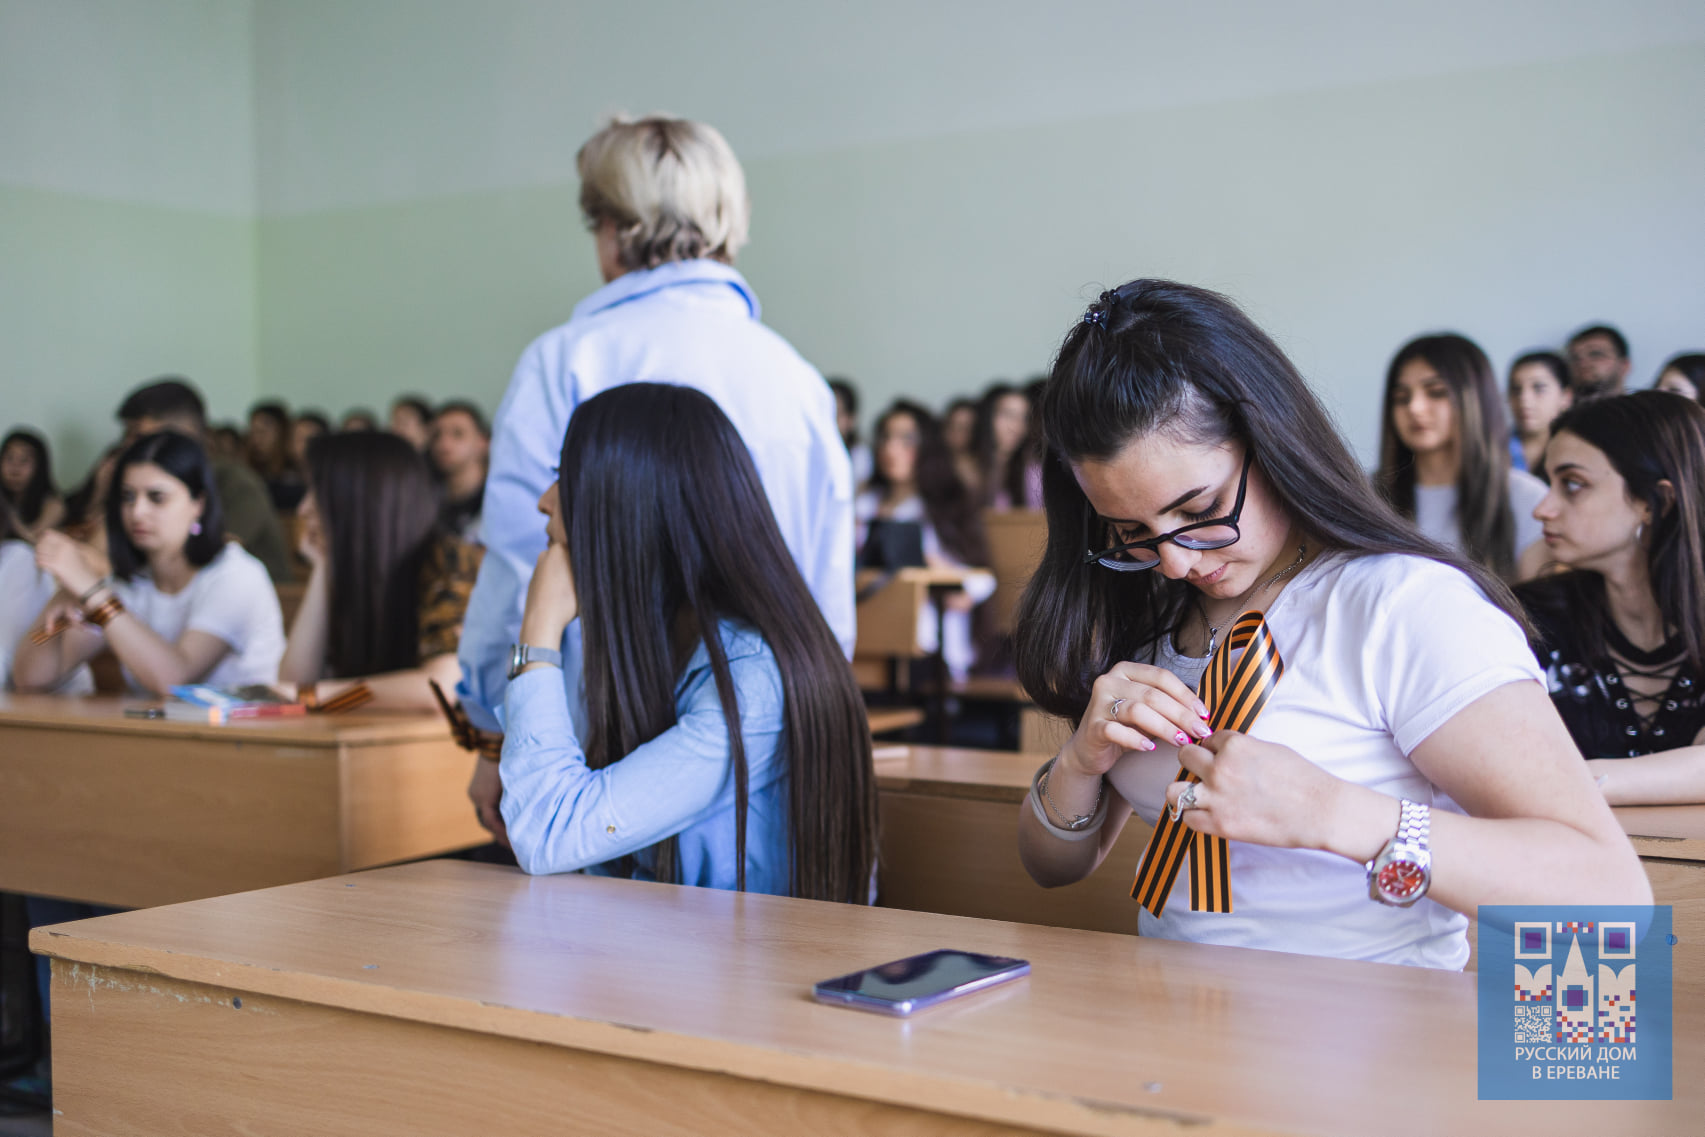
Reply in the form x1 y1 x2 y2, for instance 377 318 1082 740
1105 551 1541 970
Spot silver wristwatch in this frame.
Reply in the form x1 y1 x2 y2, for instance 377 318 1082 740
507 643 563 680
1366 798 1431 907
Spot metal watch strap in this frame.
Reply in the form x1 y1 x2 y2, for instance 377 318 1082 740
509 643 563 679
1394 798 1429 849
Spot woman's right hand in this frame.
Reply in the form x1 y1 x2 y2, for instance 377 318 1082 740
36 591 86 638
1062 662 1213 778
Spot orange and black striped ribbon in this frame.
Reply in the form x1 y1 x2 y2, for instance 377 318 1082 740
1130 610 1285 916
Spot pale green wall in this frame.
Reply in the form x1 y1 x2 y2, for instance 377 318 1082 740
0 0 258 480
252 42 1705 461
0 186 258 479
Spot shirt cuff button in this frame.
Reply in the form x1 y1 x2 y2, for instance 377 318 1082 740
606 825 616 835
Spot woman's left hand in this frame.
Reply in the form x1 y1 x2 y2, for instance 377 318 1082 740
520 542 578 646
34 530 105 597
1163 730 1345 851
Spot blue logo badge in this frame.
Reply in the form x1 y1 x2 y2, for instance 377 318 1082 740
1478 905 1671 1100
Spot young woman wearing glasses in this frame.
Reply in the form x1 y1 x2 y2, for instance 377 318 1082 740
1011 279 1647 969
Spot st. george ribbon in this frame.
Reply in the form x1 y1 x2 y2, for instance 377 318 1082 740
1131 611 1284 915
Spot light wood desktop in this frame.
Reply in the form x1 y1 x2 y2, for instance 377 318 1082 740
0 693 487 909
32 859 1698 1137
876 746 1705 983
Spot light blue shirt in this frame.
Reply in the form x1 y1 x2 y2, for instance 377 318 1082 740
500 620 792 894
456 259 855 731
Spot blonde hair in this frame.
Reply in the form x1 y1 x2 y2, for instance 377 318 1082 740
577 116 750 271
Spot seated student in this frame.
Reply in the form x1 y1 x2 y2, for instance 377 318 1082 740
974 382 1042 510
389 395 434 451
1567 323 1632 399
1376 333 1548 581
1516 391 1705 803
0 429 64 540
340 408 378 432
0 496 92 694
13 431 284 697
278 433 482 710
941 397 981 496
1015 280 1647 970
290 411 330 471
1506 350 1573 476
428 400 490 544
119 379 293 583
827 378 873 486
857 400 995 681
247 400 304 512
498 383 878 901
1654 353 1705 403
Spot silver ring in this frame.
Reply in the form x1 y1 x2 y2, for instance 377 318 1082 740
1109 697 1126 721
1170 782 1200 821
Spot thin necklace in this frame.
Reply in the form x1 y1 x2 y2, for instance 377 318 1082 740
1198 542 1307 656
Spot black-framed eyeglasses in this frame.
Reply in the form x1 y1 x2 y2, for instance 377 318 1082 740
1083 450 1252 572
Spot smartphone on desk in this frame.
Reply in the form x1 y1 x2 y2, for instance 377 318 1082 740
812 949 1030 1016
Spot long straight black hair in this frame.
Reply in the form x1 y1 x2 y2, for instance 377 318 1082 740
1014 279 1527 725
868 399 990 566
1 429 56 526
559 383 878 903
305 432 440 677
1376 333 1520 580
1542 391 1705 677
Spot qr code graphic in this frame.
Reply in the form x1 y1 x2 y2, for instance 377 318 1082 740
1514 1005 1553 1043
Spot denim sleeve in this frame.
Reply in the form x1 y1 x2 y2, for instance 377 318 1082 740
497 642 785 877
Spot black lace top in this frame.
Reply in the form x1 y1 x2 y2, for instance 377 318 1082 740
1516 574 1705 759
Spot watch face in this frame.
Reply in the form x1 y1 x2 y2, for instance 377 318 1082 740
1376 860 1428 902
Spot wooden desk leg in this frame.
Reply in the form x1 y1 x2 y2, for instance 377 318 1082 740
48 961 1051 1137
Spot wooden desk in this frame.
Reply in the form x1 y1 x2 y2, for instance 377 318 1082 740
877 747 1705 982
31 860 1699 1136
0 694 486 909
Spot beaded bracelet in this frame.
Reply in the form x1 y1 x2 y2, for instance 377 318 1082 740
85 596 125 628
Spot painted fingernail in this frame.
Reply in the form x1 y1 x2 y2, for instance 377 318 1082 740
1174 731 1189 747
1198 725 1213 738
1197 703 1210 719
1142 738 1157 751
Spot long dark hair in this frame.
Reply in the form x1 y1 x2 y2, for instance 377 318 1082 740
972 382 1032 507
306 432 439 677
1659 353 1705 402
0 429 56 526
247 401 293 479
106 432 226 581
1014 279 1526 724
1376 334 1520 579
560 383 878 903
868 400 990 565
1544 391 1705 677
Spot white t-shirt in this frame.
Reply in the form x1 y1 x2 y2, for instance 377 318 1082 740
1413 470 1548 560
110 545 285 693
1105 551 1543 970
0 540 93 693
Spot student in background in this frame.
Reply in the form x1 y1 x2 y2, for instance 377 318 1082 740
1014 279 1647 970
1517 392 1705 802
858 400 994 681
457 115 854 848
291 411 330 471
14 431 283 697
430 400 490 544
279 433 481 710
117 380 293 583
828 378 872 486
341 408 378 432
1506 351 1573 475
941 397 981 496
389 396 434 451
1567 324 1632 399
208 424 246 465
974 382 1034 510
1654 353 1705 402
247 400 305 511
1376 333 1547 581
0 495 92 693
499 384 878 900
0 429 63 539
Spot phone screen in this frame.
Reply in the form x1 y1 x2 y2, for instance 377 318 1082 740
813 949 1029 1015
